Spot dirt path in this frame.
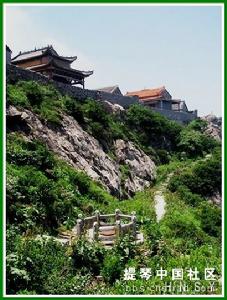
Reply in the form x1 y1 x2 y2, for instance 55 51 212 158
154 189 166 222
154 173 173 222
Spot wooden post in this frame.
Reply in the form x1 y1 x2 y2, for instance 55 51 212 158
69 234 73 246
95 210 100 226
115 220 121 238
76 218 83 237
115 209 121 221
78 213 84 232
93 221 99 241
131 212 137 240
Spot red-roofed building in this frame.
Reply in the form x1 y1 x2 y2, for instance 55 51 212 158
126 86 188 112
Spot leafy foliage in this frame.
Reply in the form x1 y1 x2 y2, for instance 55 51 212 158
6 80 222 295
7 81 64 124
6 132 115 234
7 81 219 164
124 104 182 154
101 254 124 284
72 239 106 275
168 147 221 198
177 128 218 158
6 235 73 294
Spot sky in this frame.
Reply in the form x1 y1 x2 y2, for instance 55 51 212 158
5 4 223 116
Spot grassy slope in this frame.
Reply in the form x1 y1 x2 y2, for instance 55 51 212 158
6 80 222 295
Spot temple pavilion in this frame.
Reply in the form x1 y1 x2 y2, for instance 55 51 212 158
11 45 93 88
126 86 189 112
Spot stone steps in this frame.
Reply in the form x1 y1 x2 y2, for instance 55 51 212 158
99 234 116 241
101 240 115 246
99 229 116 236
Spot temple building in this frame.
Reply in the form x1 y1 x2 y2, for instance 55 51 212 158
6 45 12 64
96 85 123 95
11 45 93 88
126 86 189 112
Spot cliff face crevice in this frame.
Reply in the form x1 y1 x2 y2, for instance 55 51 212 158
7 105 156 198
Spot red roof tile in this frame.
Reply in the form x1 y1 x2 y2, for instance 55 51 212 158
126 86 167 101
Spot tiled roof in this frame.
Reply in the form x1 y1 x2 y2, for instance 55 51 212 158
96 85 119 93
12 45 77 63
12 46 50 62
126 86 166 101
26 59 93 77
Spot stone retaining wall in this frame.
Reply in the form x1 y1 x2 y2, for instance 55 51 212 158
152 107 197 124
6 65 139 108
6 64 197 123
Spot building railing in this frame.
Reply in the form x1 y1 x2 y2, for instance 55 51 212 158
76 209 137 241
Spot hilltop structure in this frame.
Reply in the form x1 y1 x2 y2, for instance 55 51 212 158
126 86 197 122
126 86 192 113
7 45 197 123
11 45 93 88
96 85 123 95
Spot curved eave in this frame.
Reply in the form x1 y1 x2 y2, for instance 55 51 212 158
58 55 78 62
80 70 93 77
62 68 93 78
51 61 93 78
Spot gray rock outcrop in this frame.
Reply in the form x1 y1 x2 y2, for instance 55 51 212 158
208 191 222 207
7 105 156 198
115 139 156 197
201 114 222 141
102 101 125 115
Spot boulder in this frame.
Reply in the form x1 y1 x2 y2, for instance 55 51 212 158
7 105 156 199
115 139 156 198
201 114 222 141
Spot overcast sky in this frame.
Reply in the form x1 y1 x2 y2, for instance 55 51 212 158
5 4 223 116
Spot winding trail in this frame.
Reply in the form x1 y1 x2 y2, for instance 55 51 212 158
154 173 173 222
154 190 166 222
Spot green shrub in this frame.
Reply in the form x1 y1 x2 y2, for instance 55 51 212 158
7 133 55 170
72 239 106 275
18 81 44 107
113 235 137 263
177 185 204 206
101 254 124 284
197 202 221 238
6 236 71 294
160 210 204 243
39 101 61 125
187 118 208 132
190 155 221 196
125 104 182 150
8 81 63 125
44 272 91 295
177 128 218 158
82 99 110 126
156 149 170 164
7 84 29 107
7 133 116 233
168 150 221 198
64 96 85 124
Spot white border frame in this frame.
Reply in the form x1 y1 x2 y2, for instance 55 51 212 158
3 2 225 298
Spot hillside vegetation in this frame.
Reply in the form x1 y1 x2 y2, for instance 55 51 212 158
6 81 222 295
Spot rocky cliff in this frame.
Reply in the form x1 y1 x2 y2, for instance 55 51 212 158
201 114 222 142
7 105 156 198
